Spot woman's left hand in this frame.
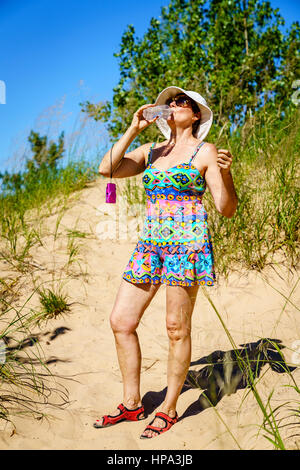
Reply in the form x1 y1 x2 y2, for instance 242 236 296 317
217 149 233 173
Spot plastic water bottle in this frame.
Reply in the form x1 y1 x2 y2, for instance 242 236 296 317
143 105 173 121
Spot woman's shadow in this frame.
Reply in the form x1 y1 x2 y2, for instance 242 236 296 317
141 338 297 421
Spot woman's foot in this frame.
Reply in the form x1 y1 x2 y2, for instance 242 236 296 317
93 403 145 428
140 409 178 438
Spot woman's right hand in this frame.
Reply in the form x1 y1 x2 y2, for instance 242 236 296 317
130 104 159 134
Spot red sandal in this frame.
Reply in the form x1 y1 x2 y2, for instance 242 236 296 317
93 403 145 428
140 411 178 439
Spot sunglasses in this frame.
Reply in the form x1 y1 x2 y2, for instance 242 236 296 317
166 94 199 113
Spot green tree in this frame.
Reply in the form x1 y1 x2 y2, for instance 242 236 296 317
80 0 299 146
0 130 65 194
26 130 65 171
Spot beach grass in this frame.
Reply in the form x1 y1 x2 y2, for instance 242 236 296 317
199 284 299 450
0 287 69 424
0 154 98 423
34 286 71 325
0 160 98 273
207 105 300 275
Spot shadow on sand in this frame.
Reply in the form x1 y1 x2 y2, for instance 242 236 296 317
3 326 71 364
142 338 297 421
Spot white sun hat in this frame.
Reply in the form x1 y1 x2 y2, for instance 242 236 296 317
154 86 213 141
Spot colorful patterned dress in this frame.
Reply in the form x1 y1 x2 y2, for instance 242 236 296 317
122 141 216 286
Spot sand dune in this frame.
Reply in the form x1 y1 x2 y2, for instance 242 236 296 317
0 176 299 450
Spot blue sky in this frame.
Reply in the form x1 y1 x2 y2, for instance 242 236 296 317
0 0 299 173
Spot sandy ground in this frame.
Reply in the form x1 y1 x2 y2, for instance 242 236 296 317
0 176 299 450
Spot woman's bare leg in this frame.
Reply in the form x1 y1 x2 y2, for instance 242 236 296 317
141 284 199 437
96 278 161 424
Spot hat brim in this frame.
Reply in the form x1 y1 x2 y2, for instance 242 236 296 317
154 86 213 141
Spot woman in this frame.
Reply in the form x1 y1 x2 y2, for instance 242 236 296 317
95 86 238 439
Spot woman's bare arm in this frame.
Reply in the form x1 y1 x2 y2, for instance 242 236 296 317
202 143 238 218
98 103 157 178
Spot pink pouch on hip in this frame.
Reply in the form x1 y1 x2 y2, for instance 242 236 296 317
105 146 116 203
106 182 116 203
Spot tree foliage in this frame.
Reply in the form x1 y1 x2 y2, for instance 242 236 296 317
80 0 300 146
0 130 65 194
